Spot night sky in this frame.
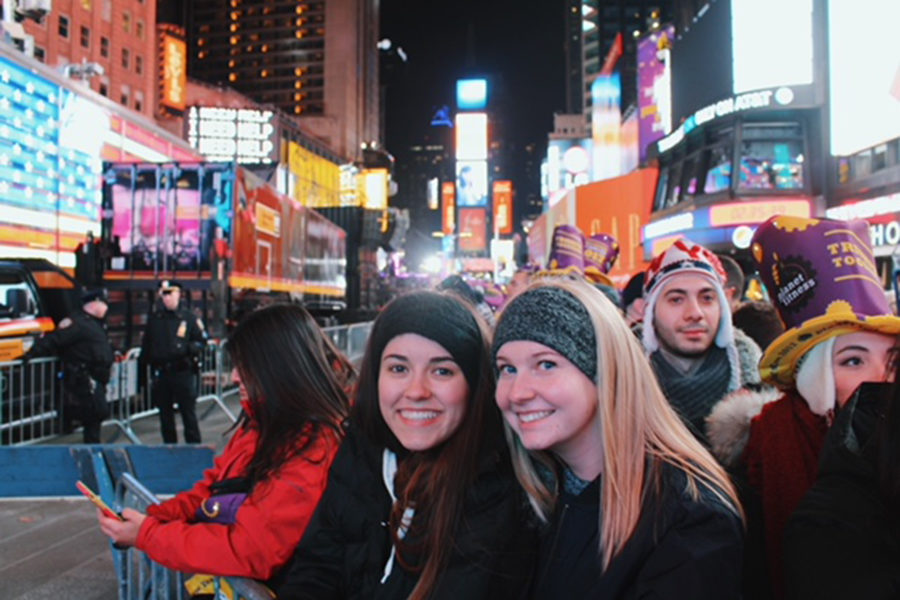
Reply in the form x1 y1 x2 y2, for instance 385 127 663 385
380 0 567 263
379 0 566 150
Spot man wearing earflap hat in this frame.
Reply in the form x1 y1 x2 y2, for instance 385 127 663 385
25 287 114 443
140 280 207 444
639 238 766 446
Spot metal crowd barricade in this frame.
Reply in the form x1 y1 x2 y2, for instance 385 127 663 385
112 472 272 600
323 320 372 365
0 356 63 445
103 340 239 444
197 339 239 422
2 322 371 446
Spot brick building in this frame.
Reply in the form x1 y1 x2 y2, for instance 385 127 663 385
23 0 158 120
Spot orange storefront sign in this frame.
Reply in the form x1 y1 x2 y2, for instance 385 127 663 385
574 167 657 280
160 29 187 112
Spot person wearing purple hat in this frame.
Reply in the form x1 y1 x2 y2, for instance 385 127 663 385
638 239 766 446
706 215 900 599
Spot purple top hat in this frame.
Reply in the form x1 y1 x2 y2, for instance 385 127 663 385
583 233 620 285
546 224 585 274
752 215 900 387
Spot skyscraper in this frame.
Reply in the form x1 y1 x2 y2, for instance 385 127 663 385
185 0 380 161
563 0 673 123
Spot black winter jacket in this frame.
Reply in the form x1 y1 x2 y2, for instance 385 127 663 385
530 463 744 599
275 427 536 600
784 382 900 599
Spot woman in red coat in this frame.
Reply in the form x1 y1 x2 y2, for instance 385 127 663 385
97 303 351 585
707 216 900 599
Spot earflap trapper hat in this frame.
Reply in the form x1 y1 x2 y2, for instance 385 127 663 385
752 215 900 388
641 238 735 355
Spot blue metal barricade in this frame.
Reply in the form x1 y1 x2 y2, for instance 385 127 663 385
112 471 273 600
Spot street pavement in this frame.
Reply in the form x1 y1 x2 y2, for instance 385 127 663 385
0 394 242 600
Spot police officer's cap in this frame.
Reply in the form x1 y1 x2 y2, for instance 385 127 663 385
81 287 108 304
158 279 182 293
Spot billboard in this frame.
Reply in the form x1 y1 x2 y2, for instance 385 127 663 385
456 160 488 207
458 208 487 252
159 25 187 113
455 112 488 160
591 73 622 181
637 26 674 162
456 79 487 110
732 0 813 94
492 180 513 235
187 106 277 164
575 168 657 279
0 52 198 266
441 181 456 235
287 141 341 207
828 0 900 155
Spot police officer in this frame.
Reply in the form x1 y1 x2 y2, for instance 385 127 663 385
25 288 114 443
140 280 207 444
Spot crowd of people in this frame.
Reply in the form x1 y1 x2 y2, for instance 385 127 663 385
80 214 899 599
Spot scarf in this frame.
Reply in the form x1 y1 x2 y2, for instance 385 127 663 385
651 346 731 442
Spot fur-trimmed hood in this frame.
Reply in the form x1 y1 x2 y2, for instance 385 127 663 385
707 385 781 468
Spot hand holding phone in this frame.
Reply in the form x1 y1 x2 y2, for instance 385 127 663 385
76 480 124 521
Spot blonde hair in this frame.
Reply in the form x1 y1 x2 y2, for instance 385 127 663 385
500 277 743 569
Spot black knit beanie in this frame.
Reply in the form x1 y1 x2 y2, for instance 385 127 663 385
368 290 483 391
492 286 597 382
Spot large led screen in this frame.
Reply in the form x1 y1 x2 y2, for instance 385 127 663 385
456 160 488 207
456 79 487 110
455 112 488 161
829 0 900 156
732 0 813 94
637 26 674 162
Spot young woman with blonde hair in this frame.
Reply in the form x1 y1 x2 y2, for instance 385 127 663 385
492 277 744 598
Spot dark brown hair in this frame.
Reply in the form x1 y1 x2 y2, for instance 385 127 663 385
353 290 502 600
227 303 350 487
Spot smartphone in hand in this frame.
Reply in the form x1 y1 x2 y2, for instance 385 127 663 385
75 480 124 521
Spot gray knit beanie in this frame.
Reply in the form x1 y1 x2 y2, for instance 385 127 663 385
492 286 597 382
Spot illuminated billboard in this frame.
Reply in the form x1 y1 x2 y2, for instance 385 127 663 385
456 79 487 110
591 73 622 181
458 208 487 252
288 141 341 207
455 112 488 160
456 161 488 207
441 182 456 235
159 26 187 113
546 139 593 196
361 168 388 210
492 180 513 235
637 26 674 161
828 0 900 156
187 106 277 164
731 0 813 94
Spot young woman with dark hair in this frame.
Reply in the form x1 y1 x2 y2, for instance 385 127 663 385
784 372 900 599
276 290 534 600
97 303 350 586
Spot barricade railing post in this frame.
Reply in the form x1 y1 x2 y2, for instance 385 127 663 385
0 356 63 446
114 472 272 600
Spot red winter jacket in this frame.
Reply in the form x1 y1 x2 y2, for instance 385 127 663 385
136 422 341 580
744 391 829 598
